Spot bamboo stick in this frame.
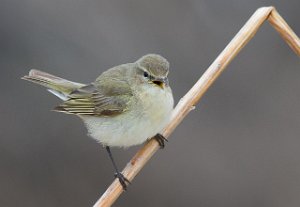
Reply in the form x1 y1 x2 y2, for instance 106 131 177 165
268 9 300 56
93 6 300 207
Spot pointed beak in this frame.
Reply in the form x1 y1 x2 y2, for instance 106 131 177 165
152 78 168 89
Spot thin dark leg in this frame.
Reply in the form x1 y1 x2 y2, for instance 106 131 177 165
105 146 130 191
153 133 168 149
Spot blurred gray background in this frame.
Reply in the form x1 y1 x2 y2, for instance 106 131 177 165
1 0 300 206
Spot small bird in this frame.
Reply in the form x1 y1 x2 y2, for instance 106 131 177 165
22 54 174 190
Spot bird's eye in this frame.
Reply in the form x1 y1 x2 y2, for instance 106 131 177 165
143 71 149 78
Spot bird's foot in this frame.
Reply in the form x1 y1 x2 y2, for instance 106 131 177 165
153 133 168 149
114 172 131 191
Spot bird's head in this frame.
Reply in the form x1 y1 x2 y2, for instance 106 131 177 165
136 54 169 89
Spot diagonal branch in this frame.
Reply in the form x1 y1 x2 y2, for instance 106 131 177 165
268 9 300 55
93 6 300 207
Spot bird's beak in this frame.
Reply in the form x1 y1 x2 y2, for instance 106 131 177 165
152 78 168 89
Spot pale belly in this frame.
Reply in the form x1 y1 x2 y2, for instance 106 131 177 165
80 87 174 147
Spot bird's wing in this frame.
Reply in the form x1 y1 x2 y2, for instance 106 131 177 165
54 66 133 116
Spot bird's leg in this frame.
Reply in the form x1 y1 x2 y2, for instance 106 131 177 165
105 146 131 191
153 133 168 149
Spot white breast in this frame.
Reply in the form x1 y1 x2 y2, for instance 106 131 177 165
80 85 174 148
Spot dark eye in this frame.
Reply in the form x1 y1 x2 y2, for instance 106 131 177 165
143 71 149 78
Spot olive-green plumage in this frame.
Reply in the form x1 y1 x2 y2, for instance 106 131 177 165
22 54 172 117
22 54 174 190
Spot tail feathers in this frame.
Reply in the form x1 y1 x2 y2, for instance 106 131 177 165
47 89 69 101
22 69 85 100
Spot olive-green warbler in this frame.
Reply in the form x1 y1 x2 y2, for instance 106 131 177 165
22 54 174 190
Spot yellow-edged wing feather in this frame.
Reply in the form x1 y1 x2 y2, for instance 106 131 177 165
54 66 133 116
